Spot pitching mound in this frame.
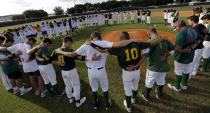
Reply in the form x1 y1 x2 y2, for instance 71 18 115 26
102 29 176 43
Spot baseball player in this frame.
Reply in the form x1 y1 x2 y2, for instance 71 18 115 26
88 31 167 113
139 28 174 101
163 10 168 26
201 15 210 72
118 12 122 24
27 38 64 96
130 11 135 24
108 13 113 25
51 37 90 107
40 23 48 38
142 10 146 24
123 12 128 24
56 31 140 111
113 12 117 24
0 38 32 95
187 16 206 77
137 10 141 24
168 20 197 92
146 10 151 25
0 35 12 91
0 37 47 97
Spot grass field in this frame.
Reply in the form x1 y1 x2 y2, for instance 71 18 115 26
0 9 210 113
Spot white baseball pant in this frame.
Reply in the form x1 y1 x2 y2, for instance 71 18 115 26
62 68 80 100
0 66 12 90
118 16 122 24
190 49 203 76
145 69 166 88
88 68 108 92
174 61 192 76
109 19 113 25
39 64 57 85
122 69 140 96
202 41 210 58
147 16 151 24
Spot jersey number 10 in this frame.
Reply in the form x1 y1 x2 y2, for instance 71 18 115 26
125 48 139 61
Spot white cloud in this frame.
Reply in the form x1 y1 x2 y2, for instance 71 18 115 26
0 0 109 16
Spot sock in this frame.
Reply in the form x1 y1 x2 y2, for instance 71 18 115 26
75 100 80 104
175 75 182 89
103 91 109 107
131 90 138 99
19 86 24 92
92 92 98 106
52 84 61 95
182 74 189 86
45 84 52 93
157 85 164 97
125 96 131 108
144 88 152 98
202 58 209 72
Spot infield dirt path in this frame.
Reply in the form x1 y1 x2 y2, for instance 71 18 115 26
102 29 176 44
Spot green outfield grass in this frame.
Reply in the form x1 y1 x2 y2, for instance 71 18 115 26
0 16 210 113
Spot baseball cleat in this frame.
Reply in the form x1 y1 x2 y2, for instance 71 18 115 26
76 97 86 108
167 84 181 92
124 100 131 113
180 84 187 90
93 99 99 110
14 88 20 95
41 90 48 98
105 99 112 111
35 89 40 96
55 90 65 97
139 92 149 102
131 98 136 104
21 87 32 96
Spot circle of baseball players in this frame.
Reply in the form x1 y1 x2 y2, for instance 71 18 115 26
0 8 209 113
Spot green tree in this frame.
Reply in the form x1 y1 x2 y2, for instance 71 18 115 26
23 10 48 19
11 14 25 20
53 6 64 16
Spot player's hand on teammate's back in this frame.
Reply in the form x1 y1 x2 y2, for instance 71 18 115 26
16 50 22 56
92 53 101 61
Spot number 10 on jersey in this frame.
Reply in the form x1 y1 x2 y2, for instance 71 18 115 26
125 48 139 61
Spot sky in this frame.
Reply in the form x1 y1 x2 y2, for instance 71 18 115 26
0 0 109 16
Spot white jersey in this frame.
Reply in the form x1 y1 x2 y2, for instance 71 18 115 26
164 12 168 19
76 40 113 69
12 32 19 44
40 24 46 31
7 43 39 73
24 26 32 36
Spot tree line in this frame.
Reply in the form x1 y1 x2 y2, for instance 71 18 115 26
12 0 207 21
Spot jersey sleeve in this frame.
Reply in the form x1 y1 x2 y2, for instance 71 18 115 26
108 48 119 56
75 55 86 61
76 44 87 56
137 42 151 50
93 40 113 48
7 44 17 54
175 32 185 47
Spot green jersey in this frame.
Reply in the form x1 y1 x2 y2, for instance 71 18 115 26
147 11 151 16
0 45 19 74
51 48 86 71
174 28 196 64
143 35 174 72
35 47 51 65
91 42 151 70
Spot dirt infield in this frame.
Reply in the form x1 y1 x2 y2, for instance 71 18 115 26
102 29 176 44
152 11 193 17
